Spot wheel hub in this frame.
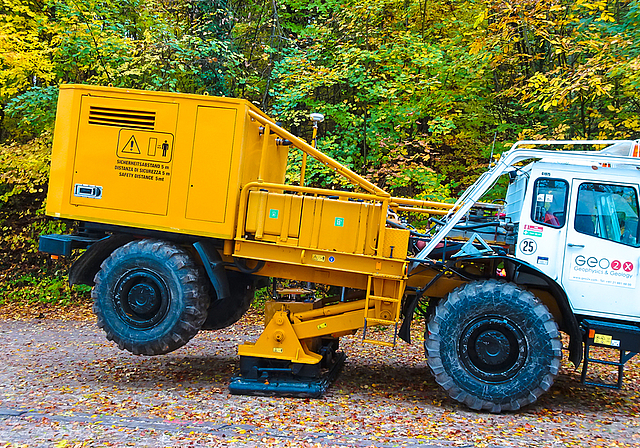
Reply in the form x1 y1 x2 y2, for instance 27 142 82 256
459 316 527 383
114 269 169 329
474 330 510 365
128 283 160 315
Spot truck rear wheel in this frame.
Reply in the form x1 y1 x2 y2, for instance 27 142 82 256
92 239 209 355
425 279 562 412
201 271 256 330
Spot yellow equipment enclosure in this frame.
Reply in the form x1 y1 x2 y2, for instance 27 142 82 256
48 85 288 239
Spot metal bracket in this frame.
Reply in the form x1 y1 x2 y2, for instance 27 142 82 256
451 233 494 258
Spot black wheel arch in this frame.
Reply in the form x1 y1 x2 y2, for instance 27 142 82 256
70 228 257 331
68 228 235 308
69 234 135 286
405 255 582 367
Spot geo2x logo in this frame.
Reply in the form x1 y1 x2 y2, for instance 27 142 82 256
574 255 634 272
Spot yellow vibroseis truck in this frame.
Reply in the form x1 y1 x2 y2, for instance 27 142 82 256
41 85 640 412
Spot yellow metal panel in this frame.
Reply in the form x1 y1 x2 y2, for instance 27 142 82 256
310 197 324 249
355 203 369 254
245 192 302 238
298 196 317 247
382 228 410 259
365 203 383 255
47 88 80 218
317 199 361 253
240 129 289 186
245 190 268 237
185 106 237 223
255 261 369 290
47 85 289 240
233 240 407 278
71 95 178 215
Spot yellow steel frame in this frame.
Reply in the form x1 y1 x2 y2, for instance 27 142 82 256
234 109 458 365
237 285 404 363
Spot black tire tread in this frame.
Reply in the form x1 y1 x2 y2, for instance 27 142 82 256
92 239 209 355
425 279 562 412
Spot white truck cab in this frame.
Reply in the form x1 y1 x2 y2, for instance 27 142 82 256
513 161 640 323
413 140 640 399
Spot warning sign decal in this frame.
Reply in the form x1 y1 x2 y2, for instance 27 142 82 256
120 135 141 154
117 130 174 164
568 254 637 289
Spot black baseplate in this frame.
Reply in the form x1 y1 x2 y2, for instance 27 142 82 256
229 341 346 398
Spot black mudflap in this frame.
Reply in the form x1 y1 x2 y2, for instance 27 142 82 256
229 346 346 398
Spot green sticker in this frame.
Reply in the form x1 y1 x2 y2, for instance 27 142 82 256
334 217 344 227
269 209 279 219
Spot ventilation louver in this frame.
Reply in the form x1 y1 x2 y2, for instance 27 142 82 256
88 106 155 130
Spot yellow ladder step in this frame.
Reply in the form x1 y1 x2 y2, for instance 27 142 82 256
362 318 399 347
367 295 400 303
362 338 395 347
365 318 397 326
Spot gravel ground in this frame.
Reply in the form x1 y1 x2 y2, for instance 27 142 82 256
0 312 638 447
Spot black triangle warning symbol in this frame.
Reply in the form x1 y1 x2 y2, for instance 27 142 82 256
120 136 141 154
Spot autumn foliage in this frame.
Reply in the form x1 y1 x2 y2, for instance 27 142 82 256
1 0 639 302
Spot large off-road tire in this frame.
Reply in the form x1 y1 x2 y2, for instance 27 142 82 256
201 271 256 330
92 239 209 355
425 279 562 412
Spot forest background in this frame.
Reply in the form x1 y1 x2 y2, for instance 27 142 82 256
0 0 639 305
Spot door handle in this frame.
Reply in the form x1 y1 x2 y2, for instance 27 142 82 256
567 243 585 248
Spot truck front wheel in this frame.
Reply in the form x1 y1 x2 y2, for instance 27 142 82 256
92 239 209 355
425 280 562 412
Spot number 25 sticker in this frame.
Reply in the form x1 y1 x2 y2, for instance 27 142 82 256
519 238 537 255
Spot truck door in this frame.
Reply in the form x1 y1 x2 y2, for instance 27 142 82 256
561 180 640 320
516 177 570 279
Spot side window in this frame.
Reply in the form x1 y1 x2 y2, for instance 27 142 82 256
575 183 640 247
531 178 568 228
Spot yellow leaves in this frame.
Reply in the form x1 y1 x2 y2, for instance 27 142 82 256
469 39 483 56
576 0 607 11
473 10 487 28
597 10 616 22
598 120 615 132
622 118 640 132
